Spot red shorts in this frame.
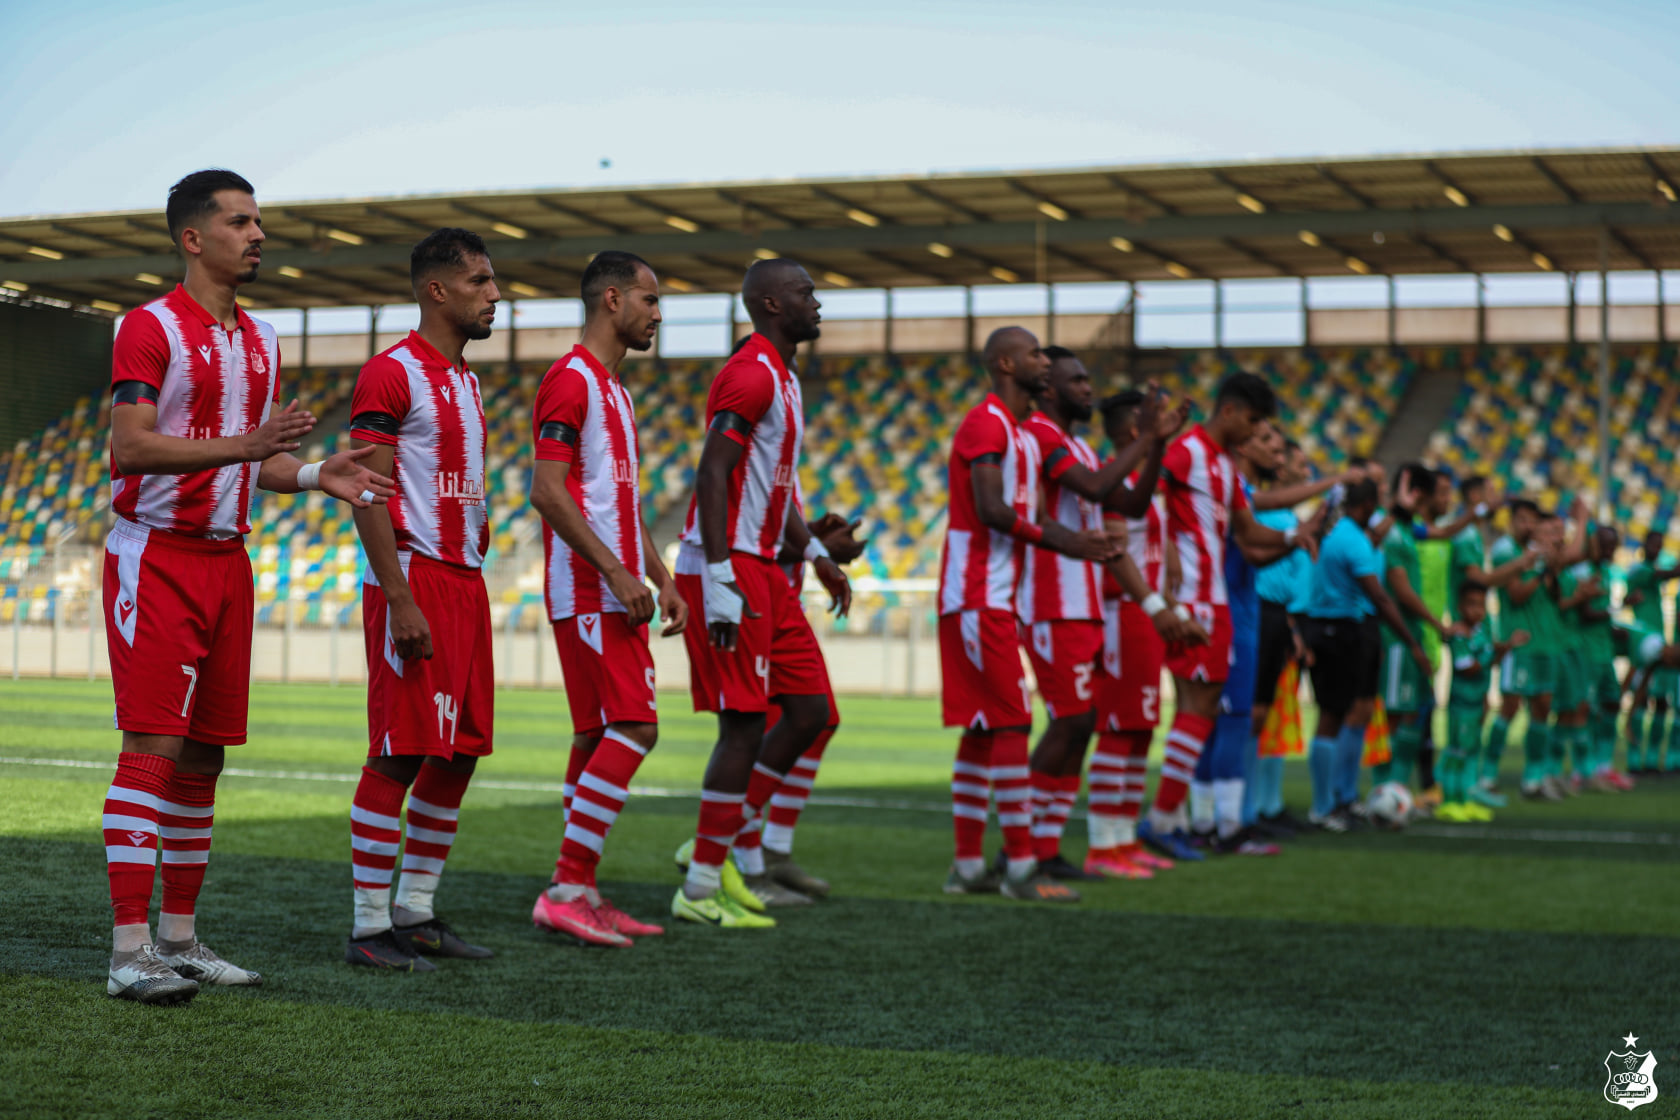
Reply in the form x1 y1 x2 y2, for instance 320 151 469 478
939 608 1031 730
553 611 658 734
363 554 494 758
1024 619 1103 719
103 520 253 744
676 553 831 713
1097 599 1166 731
1163 602 1233 685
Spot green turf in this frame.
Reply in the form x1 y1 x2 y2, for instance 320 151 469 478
2 679 1677 1118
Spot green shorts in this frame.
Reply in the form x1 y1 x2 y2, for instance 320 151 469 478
1446 703 1486 755
1499 648 1556 698
1589 661 1623 709
1382 639 1431 714
1644 665 1679 707
1552 651 1589 712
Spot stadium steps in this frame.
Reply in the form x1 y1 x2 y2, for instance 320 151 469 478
1374 365 1464 471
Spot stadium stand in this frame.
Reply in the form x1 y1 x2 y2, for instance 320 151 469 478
1 345 1426 633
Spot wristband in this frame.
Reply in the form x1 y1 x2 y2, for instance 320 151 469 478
1142 593 1168 617
705 560 737 585
803 538 831 563
1012 515 1044 545
1366 512 1383 529
1173 603 1191 621
296 461 324 491
1283 526 1299 546
1474 502 1489 518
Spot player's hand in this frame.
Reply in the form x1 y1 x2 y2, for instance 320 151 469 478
1292 628 1314 667
1409 643 1432 678
656 580 689 637
1160 396 1191 441
1071 529 1120 562
388 597 432 661
819 516 869 565
1296 530 1320 562
244 399 316 461
1394 470 1420 513
1509 628 1531 649
318 445 396 508
702 561 759 652
1627 589 1646 607
814 556 852 617
608 569 656 628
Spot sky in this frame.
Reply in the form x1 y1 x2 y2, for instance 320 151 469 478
2 0 1677 218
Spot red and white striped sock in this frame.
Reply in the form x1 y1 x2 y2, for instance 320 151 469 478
685 789 745 897
395 764 471 925
1085 733 1128 850
157 771 216 944
552 738 596 884
1152 712 1213 821
1027 766 1059 860
103 751 175 950
951 733 991 871
1033 772 1080 861
763 726 831 855
350 766 407 938
731 762 784 876
555 729 648 892
990 731 1034 870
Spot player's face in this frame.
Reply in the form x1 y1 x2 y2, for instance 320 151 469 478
1050 358 1093 421
1460 591 1486 626
1285 447 1310 485
187 190 265 286
779 268 822 343
1463 481 1486 510
1220 401 1260 448
438 253 499 341
1430 476 1454 519
1245 421 1283 472
1511 507 1536 539
1007 332 1050 395
617 266 662 353
1645 532 1663 560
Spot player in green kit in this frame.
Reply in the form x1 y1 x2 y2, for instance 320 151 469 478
1556 530 1606 792
1568 525 1634 790
1373 465 1456 793
1488 500 1558 799
1623 529 1680 774
1439 584 1528 822
1529 511 1593 798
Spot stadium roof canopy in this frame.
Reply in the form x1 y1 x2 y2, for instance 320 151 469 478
4 146 1680 312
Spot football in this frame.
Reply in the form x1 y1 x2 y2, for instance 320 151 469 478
1366 782 1415 829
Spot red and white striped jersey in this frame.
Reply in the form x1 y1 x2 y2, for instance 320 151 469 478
350 331 488 571
1162 423 1247 605
533 345 645 621
1017 412 1101 623
938 394 1041 616
1104 474 1167 602
679 333 804 561
108 285 280 540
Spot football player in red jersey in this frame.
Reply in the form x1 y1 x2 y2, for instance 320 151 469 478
101 169 392 1004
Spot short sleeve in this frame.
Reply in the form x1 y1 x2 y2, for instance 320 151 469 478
952 410 1009 465
533 366 588 464
111 310 171 397
1161 436 1190 488
1231 474 1251 512
349 355 412 446
1351 536 1384 580
707 354 776 446
1029 420 1075 481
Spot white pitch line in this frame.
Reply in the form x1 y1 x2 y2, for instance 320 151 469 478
5 754 1679 843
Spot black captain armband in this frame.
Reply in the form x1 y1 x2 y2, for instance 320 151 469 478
349 411 401 437
112 381 160 406
538 421 579 445
971 452 1004 466
709 411 753 438
1043 446 1071 473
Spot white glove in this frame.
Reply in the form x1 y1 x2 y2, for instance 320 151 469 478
701 560 746 626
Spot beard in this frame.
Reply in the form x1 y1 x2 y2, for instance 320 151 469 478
459 310 493 341
1064 398 1093 423
236 263 259 284
625 333 654 352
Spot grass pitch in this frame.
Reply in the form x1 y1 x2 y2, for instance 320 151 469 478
3 679 1678 1118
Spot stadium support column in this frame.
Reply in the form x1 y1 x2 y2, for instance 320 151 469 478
1213 281 1224 353
1474 276 1485 351
1300 278 1311 347
965 287 976 364
1660 271 1668 345
1567 274 1578 347
300 308 310 382
1597 228 1612 521
508 300 518 375
1047 283 1057 347
367 306 378 361
1386 275 1398 352
727 292 737 351
884 288 895 358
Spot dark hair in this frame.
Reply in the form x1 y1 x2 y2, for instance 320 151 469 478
1458 581 1488 603
166 169 255 246
1284 438 1302 453
1215 372 1275 419
1459 474 1487 500
1345 478 1378 509
1044 345 1078 364
1508 497 1541 518
1394 461 1434 499
581 250 652 313
1099 388 1146 432
1349 456 1372 470
410 228 489 289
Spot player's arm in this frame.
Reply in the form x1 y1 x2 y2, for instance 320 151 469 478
1356 573 1431 673
1253 471 1353 511
692 422 759 651
971 458 1111 561
1384 561 1452 639
1103 516 1203 645
1101 391 1187 518
640 522 687 637
1505 563 1543 605
1492 629 1530 658
255 445 394 508
529 457 655 628
1164 533 1184 602
1234 505 1316 562
1053 388 1179 507
111 391 316 476
782 503 852 618
1473 547 1538 590
348 440 430 662
1418 508 1477 541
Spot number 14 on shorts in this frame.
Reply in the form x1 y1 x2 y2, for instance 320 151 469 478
433 691 460 745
